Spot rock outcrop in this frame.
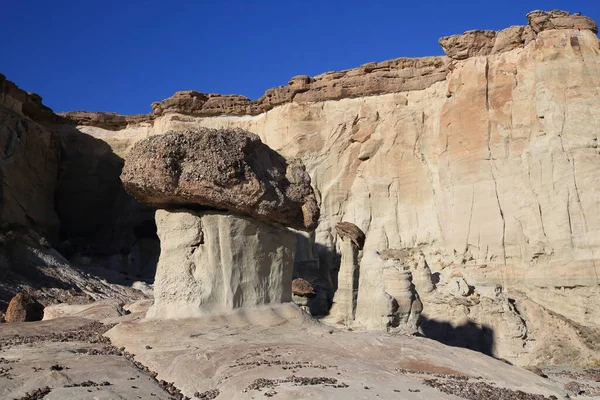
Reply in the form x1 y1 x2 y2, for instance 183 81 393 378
146 210 296 319
354 251 422 333
0 74 61 241
4 293 44 322
121 128 319 231
439 10 597 60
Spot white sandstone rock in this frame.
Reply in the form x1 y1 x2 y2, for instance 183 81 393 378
146 210 296 319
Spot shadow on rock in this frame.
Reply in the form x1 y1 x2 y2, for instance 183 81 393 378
419 315 496 358
54 126 159 282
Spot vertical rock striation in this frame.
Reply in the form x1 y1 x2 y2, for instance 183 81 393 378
147 210 296 318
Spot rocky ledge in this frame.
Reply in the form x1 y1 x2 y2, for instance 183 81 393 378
439 10 598 59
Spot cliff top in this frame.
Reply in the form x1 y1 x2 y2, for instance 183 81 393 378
2 10 597 129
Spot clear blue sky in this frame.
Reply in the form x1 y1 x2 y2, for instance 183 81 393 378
1 1 598 115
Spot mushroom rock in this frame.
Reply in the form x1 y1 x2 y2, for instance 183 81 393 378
327 222 365 324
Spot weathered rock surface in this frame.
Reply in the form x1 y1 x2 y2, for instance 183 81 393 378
0 74 61 241
439 10 597 60
4 293 44 322
147 210 296 319
42 299 126 322
121 128 319 231
106 303 567 399
0 318 174 399
0 229 149 312
354 251 422 333
527 9 598 33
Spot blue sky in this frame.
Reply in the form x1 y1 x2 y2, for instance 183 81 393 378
1 1 598 114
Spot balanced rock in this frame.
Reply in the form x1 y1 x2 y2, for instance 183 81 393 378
291 278 315 312
328 222 365 324
121 128 319 231
5 293 44 322
146 210 296 319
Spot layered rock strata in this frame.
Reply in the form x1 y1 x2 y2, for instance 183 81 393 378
146 210 296 318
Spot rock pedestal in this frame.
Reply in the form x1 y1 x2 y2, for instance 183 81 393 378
327 222 365 323
327 236 360 324
146 210 296 319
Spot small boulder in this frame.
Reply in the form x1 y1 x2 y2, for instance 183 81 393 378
292 278 315 297
5 293 44 322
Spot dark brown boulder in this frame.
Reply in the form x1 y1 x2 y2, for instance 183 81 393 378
335 222 366 250
5 293 44 322
121 128 320 231
292 278 315 297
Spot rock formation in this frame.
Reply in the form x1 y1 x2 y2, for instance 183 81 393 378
327 222 364 324
0 76 154 308
120 128 314 318
0 74 61 241
4 293 44 322
146 210 296 318
121 128 319 231
354 251 422 333
1 9 599 365
291 278 315 313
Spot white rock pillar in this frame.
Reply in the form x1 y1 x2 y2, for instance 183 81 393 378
146 209 296 319
327 222 365 324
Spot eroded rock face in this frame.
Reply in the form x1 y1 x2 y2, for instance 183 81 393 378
0 74 61 241
121 128 319 231
5 293 44 322
354 251 422 333
147 210 296 319
439 10 597 60
527 9 598 33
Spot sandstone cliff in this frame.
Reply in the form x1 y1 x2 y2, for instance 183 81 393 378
2 10 599 366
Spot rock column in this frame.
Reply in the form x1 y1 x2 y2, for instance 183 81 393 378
327 222 365 324
146 210 296 319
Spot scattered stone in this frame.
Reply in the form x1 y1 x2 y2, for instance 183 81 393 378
244 375 348 392
563 381 582 395
194 388 219 399
423 377 558 399
12 386 51 400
